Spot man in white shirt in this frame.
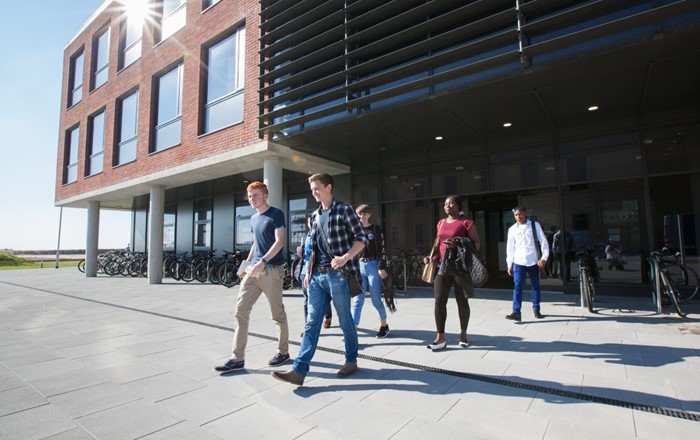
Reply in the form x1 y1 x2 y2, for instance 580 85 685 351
505 206 550 321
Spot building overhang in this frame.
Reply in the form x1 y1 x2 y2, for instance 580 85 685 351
55 141 349 209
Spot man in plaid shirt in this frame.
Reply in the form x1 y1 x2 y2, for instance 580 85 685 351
272 173 368 386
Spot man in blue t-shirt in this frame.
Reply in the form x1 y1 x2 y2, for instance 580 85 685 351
215 181 290 372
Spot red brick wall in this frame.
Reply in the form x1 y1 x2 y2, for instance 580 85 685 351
56 0 261 204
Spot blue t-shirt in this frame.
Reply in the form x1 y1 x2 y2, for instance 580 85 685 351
313 207 333 267
250 206 286 266
301 232 313 274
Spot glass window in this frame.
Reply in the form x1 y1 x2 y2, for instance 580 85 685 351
194 199 212 249
163 205 176 251
93 27 110 90
87 111 105 176
235 203 255 249
644 124 700 175
161 0 185 41
559 133 643 183
561 179 647 286
64 126 79 184
204 26 246 133
120 12 143 69
68 51 84 107
204 0 221 9
431 157 488 197
490 144 557 191
154 63 183 152
116 90 138 165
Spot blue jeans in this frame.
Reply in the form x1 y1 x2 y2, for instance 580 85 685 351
512 263 541 313
301 273 332 323
351 259 387 325
293 270 358 377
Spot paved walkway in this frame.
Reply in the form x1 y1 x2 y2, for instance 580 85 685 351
1 269 699 439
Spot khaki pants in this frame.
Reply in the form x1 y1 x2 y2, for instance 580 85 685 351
231 265 288 360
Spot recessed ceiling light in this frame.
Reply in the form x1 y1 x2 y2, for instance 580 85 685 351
643 139 653 144
588 105 599 111
389 175 398 180
435 136 443 140
634 155 642 160
379 147 386 151
473 175 482 179
455 166 464 171
503 122 512 127
545 166 555 171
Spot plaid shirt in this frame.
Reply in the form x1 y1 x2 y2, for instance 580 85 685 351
310 198 368 275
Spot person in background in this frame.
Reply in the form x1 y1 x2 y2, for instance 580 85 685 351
352 204 390 338
505 206 549 322
424 195 480 351
298 216 333 335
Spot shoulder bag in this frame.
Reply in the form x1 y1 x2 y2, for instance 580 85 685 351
532 221 551 280
421 229 441 284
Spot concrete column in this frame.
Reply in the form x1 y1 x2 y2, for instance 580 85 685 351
148 185 165 284
263 156 283 209
85 201 100 277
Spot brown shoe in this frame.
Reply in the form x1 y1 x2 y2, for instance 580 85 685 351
336 362 358 377
323 318 331 328
271 370 304 386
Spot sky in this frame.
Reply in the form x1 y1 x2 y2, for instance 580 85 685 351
0 1 132 251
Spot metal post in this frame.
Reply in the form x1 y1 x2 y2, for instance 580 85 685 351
55 207 63 269
653 258 663 313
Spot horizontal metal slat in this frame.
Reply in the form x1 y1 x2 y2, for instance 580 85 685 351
522 0 700 56
260 0 344 44
259 103 347 134
259 25 345 70
260 67 346 105
259 11 345 58
347 29 518 89
345 50 520 109
258 58 345 99
259 43 345 84
260 87 346 122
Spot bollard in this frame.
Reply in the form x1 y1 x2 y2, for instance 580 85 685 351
40 260 44 268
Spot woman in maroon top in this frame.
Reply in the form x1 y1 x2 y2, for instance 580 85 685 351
424 195 480 350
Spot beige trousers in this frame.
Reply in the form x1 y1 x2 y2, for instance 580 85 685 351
231 265 288 360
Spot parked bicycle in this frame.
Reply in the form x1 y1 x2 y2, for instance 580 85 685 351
649 251 697 317
576 249 597 312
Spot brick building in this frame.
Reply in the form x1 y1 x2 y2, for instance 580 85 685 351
57 0 700 293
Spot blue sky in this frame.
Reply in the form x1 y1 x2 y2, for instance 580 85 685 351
0 1 131 251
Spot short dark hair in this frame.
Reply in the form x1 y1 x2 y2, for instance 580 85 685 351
308 173 333 189
512 206 526 213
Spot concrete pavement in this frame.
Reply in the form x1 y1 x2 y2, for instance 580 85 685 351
1 268 699 439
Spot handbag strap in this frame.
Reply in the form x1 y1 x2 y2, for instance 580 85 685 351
314 211 337 259
429 220 443 259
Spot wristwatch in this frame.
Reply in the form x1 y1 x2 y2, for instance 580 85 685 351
261 257 269 264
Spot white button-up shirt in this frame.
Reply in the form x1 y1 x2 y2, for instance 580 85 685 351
506 219 550 269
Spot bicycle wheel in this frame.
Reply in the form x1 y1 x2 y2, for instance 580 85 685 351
677 266 699 303
77 259 86 273
218 263 240 288
586 272 595 313
208 264 221 284
579 269 588 309
659 271 684 317
194 262 209 283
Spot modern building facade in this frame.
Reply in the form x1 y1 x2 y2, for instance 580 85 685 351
57 0 700 293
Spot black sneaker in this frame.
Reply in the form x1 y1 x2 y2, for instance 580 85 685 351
268 352 290 366
534 311 545 319
376 325 390 339
505 312 521 322
214 359 244 372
